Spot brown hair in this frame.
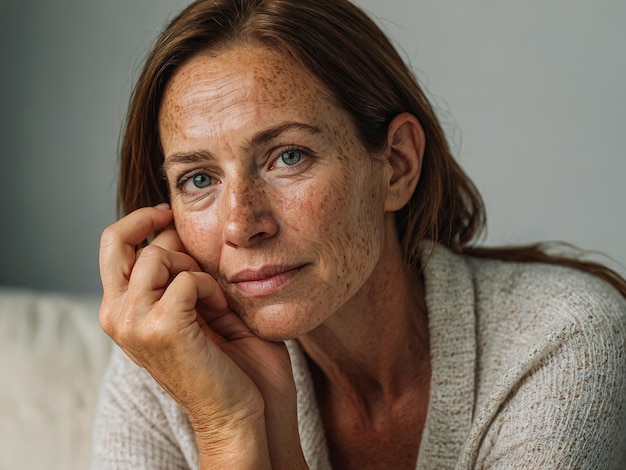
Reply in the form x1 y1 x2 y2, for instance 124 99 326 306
118 0 626 297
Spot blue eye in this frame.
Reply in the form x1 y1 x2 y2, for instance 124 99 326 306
278 149 302 167
177 170 215 197
185 173 213 191
191 173 212 188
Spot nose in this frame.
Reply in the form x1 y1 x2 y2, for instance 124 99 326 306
220 176 278 248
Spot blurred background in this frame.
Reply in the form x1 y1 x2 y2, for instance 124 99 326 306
2 3 624 468
1 0 625 295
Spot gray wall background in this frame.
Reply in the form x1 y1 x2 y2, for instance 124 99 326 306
1 0 624 295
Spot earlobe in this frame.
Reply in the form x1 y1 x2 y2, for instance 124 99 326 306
383 113 425 212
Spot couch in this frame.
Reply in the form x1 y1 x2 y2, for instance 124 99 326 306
0 288 112 470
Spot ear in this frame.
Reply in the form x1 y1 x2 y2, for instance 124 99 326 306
383 113 425 212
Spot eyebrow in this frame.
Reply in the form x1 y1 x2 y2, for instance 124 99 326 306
162 122 322 173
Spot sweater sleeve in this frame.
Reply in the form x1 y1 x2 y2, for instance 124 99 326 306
90 347 198 470
467 282 626 469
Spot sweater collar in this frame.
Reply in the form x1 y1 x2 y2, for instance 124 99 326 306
288 244 477 469
416 243 477 469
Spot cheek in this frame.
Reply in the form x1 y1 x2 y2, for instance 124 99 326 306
282 175 352 238
289 166 385 281
173 210 221 273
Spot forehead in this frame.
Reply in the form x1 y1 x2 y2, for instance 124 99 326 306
158 45 340 143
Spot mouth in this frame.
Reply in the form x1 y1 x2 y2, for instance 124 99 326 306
228 264 306 297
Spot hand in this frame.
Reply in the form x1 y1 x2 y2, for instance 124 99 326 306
98 204 306 468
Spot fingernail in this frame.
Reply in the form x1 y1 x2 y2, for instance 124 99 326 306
154 202 171 210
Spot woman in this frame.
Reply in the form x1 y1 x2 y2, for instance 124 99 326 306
92 0 626 468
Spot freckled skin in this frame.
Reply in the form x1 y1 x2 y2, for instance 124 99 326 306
159 46 431 468
159 46 390 340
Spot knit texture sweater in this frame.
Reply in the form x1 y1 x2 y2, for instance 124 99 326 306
91 244 626 469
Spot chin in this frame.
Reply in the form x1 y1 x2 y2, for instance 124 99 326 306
236 300 326 342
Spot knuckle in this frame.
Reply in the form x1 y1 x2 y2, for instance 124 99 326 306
99 297 135 342
98 293 177 360
98 307 113 335
176 270 196 283
120 301 168 342
99 300 123 340
114 311 139 345
100 225 120 249
138 244 164 260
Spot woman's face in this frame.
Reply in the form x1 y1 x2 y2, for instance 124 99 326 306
159 45 393 340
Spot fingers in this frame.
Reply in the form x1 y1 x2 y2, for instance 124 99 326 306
136 222 228 314
102 249 205 341
113 270 228 352
99 204 173 293
151 225 187 253
160 271 228 321
99 204 233 356
128 244 202 300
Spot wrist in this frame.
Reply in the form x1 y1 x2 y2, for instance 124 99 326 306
195 413 271 470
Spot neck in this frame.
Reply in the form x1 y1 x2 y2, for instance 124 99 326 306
297 223 430 413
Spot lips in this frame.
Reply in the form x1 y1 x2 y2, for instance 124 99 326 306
227 264 305 297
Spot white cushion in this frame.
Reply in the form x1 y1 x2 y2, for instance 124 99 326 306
0 288 112 470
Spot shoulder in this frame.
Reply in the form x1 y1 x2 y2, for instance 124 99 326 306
425 245 626 363
460 255 626 467
464 254 626 383
423 244 626 390
465 254 626 337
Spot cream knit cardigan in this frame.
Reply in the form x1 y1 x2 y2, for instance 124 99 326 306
92 245 626 469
